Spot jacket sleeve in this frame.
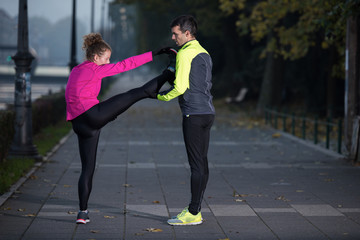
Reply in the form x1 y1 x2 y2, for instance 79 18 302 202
157 52 190 101
95 51 153 79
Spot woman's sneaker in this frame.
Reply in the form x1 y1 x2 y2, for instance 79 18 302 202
167 48 177 73
76 210 90 224
167 207 202 225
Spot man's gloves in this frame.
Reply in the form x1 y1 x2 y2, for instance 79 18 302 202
153 47 177 86
152 47 177 57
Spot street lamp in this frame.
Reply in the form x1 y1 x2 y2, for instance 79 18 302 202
8 0 40 159
69 0 78 71
91 0 95 33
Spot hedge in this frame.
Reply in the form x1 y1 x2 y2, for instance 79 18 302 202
0 111 15 163
0 76 115 163
32 91 67 136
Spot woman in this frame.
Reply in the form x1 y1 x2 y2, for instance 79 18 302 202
65 33 175 224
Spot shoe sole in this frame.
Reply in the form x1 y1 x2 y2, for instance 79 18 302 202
167 221 202 226
76 219 90 224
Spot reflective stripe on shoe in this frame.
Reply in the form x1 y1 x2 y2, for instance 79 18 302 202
76 218 90 224
76 210 90 224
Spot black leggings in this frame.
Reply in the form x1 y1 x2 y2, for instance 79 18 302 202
182 114 215 215
71 71 174 210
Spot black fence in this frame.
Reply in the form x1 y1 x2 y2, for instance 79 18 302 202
265 108 343 154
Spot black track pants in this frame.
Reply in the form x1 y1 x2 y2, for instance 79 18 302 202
182 114 215 215
71 71 174 210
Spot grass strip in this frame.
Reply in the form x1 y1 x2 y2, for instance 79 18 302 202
33 121 72 156
0 158 35 194
0 121 72 195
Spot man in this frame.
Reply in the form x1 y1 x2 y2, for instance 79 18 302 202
157 15 215 225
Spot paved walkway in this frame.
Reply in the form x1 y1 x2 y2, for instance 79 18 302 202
1 72 360 240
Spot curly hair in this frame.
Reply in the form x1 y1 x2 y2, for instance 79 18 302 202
82 33 112 62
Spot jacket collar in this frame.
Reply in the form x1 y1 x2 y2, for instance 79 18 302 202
180 39 198 50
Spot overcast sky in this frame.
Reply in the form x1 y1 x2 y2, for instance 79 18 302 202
0 0 111 33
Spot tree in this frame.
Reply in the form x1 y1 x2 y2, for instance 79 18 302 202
219 0 356 115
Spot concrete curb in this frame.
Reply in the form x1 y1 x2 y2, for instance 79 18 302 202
275 130 346 159
0 130 73 207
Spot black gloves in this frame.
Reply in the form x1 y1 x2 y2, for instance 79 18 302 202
152 47 177 85
152 47 177 57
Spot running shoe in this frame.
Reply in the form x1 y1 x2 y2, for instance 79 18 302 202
76 210 90 224
167 207 202 225
167 48 177 76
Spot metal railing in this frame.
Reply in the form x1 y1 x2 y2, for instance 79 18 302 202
265 108 343 154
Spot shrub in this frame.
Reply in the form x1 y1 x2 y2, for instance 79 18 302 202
32 91 66 135
0 111 15 163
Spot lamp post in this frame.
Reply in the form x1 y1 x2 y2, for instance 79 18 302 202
91 0 95 33
8 0 40 159
69 0 78 71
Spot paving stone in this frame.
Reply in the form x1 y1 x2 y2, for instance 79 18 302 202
1 76 360 239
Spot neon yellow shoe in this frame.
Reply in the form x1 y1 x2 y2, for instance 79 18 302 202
167 207 202 225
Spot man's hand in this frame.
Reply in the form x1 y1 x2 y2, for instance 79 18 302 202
152 47 177 57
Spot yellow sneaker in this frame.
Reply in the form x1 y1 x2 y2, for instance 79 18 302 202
167 207 202 225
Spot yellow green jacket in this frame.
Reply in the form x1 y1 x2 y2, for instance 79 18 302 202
157 40 215 116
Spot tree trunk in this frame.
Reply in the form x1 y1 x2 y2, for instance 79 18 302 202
345 15 360 159
256 50 284 115
326 46 337 118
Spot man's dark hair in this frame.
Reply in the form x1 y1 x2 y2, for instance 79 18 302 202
170 15 198 37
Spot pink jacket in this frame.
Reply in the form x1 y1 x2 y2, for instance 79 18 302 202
65 51 153 121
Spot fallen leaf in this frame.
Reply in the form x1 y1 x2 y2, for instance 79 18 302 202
234 194 248 197
145 228 163 232
247 125 254 129
324 178 334 182
135 233 144 236
3 207 11 210
235 199 246 202
123 184 132 187
275 196 290 202
90 230 99 233
272 132 282 138
17 208 25 212
104 215 116 219
63 184 71 188
23 213 36 217
296 190 304 193
68 211 77 215
234 193 262 198
152 201 160 204
30 175 38 180
218 238 230 240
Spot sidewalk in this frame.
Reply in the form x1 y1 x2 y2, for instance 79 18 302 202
1 72 360 240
